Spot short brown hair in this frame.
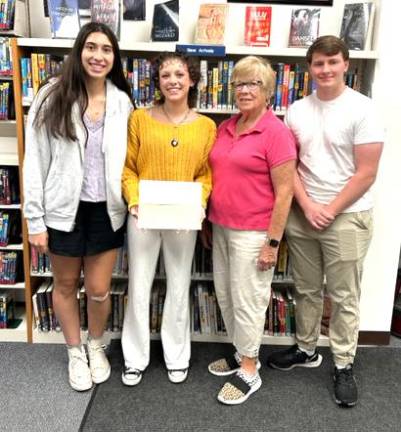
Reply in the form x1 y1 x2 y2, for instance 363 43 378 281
306 35 349 64
151 52 200 108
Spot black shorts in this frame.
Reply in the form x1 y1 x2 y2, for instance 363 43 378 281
47 201 126 257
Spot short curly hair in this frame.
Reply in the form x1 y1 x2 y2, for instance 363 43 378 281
151 52 200 108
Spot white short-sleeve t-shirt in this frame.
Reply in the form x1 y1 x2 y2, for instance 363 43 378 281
286 87 385 213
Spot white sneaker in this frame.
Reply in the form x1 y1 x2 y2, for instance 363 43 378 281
68 345 93 392
122 366 143 386
87 337 111 384
167 368 188 384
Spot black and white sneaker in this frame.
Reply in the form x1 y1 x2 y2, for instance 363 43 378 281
333 364 358 407
122 366 143 386
266 344 322 371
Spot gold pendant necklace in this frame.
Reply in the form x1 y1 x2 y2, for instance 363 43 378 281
162 105 191 147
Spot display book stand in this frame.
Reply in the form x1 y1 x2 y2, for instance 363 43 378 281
5 37 379 344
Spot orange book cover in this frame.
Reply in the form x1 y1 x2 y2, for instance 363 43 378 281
194 3 228 45
244 6 272 47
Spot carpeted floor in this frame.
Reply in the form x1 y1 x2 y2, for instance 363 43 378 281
80 341 401 432
0 342 94 432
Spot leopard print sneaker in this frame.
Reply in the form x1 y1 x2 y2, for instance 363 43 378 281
217 370 262 405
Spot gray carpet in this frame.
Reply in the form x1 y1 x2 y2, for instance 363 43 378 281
80 341 401 432
0 342 93 432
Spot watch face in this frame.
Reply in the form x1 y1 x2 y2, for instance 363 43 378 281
269 239 280 248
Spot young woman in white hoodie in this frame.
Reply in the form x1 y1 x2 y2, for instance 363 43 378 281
23 22 133 392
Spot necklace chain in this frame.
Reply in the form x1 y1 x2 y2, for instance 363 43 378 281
161 105 191 148
162 105 191 126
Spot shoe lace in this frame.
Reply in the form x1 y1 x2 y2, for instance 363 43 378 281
69 350 89 376
125 367 141 377
336 367 354 386
88 343 107 367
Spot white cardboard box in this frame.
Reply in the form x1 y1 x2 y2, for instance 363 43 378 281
137 180 203 230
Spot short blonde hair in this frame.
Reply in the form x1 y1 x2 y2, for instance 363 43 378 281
231 56 275 98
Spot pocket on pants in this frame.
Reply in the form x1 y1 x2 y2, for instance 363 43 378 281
337 212 373 261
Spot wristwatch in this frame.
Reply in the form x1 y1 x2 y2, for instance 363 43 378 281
266 238 280 248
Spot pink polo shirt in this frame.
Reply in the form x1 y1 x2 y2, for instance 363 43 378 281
208 109 296 230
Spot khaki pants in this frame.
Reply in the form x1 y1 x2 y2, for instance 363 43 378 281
213 224 274 358
286 205 373 366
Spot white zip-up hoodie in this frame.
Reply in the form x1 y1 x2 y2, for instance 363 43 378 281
23 79 133 234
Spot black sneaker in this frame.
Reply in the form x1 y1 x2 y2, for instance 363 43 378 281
266 344 322 370
333 364 358 407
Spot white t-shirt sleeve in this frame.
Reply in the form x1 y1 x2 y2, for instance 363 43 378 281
354 101 385 145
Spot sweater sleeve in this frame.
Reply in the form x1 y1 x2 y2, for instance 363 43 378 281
122 110 141 208
23 86 53 234
194 119 216 208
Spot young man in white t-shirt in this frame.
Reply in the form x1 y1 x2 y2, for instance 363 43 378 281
267 35 384 407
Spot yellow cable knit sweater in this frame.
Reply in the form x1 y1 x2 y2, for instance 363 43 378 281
122 108 216 209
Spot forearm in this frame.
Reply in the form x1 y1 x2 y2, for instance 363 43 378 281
267 189 294 241
326 172 377 216
293 171 313 212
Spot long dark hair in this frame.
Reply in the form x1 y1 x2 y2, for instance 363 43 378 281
152 52 200 108
34 22 132 141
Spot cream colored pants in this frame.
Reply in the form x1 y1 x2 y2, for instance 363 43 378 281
212 224 274 358
286 205 373 366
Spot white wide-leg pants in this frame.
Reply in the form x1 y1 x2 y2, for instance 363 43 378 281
122 216 197 370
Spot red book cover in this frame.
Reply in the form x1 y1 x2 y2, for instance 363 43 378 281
244 6 272 47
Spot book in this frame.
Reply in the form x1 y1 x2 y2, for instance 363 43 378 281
123 0 145 21
288 8 320 48
48 0 81 39
340 1 376 50
150 0 179 42
194 3 228 45
91 0 121 39
244 6 272 47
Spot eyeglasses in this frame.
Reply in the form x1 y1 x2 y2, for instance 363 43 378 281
231 80 263 91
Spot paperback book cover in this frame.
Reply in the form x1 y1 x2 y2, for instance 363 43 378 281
244 6 272 47
48 0 81 39
151 0 179 42
123 0 145 21
340 1 375 50
288 8 320 48
91 0 121 39
194 3 228 45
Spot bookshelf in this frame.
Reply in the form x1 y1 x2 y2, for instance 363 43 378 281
3 0 398 347
0 0 29 339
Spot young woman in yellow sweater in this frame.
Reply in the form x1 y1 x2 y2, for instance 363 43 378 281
121 52 216 385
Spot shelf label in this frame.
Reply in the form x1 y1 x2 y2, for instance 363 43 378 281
175 44 226 57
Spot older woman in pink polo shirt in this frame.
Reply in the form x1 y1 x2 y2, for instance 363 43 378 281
206 56 297 405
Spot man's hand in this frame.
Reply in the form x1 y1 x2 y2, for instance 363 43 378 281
303 201 336 230
29 231 49 254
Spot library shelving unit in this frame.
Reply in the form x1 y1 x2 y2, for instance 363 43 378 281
0 0 29 340
8 36 379 345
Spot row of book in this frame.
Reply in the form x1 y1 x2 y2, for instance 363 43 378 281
0 0 15 31
0 290 15 328
31 237 291 282
0 166 19 204
32 278 296 337
31 242 128 276
20 52 363 113
0 251 19 284
45 1 375 51
20 54 65 104
0 211 21 246
0 37 12 76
